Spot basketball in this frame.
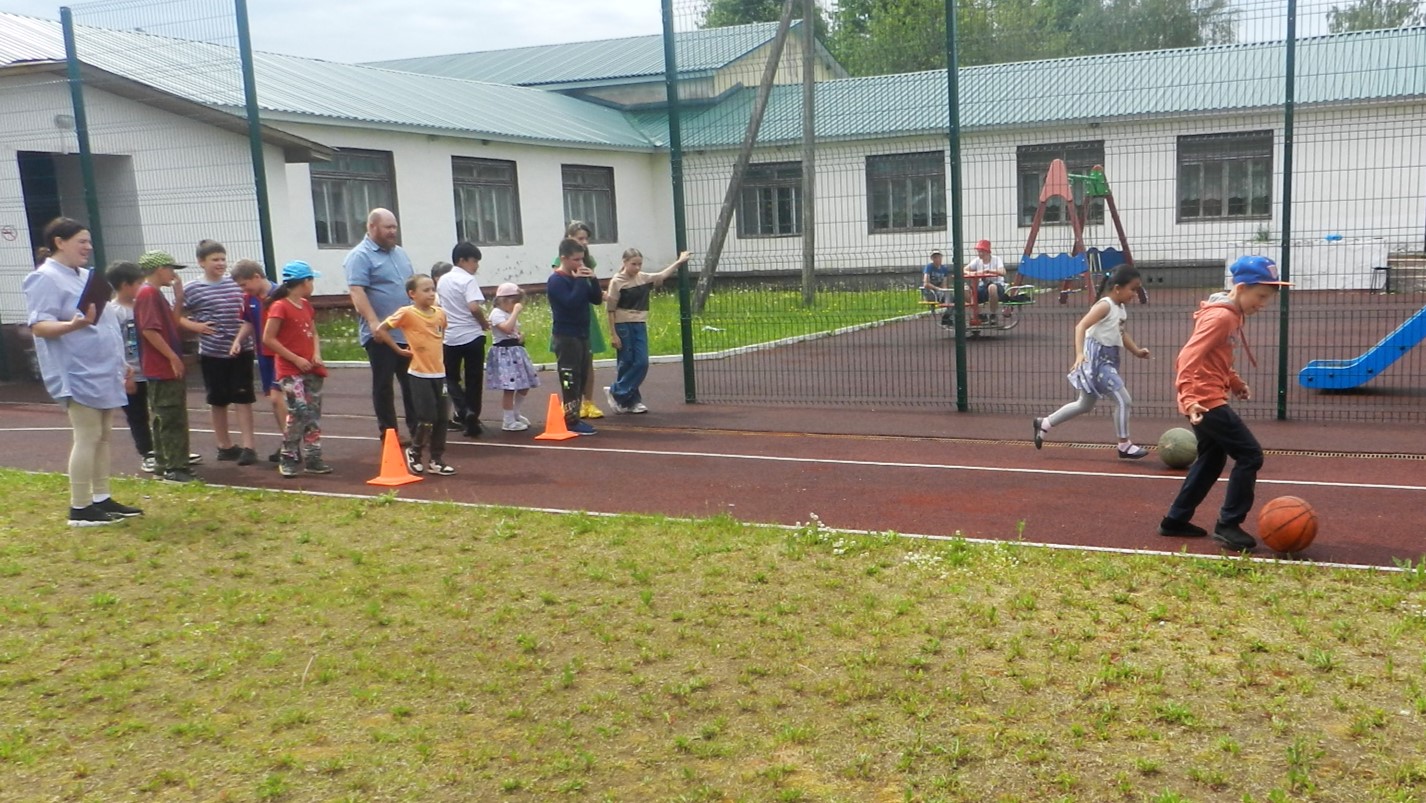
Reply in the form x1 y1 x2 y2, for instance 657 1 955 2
1157 427 1198 469
1258 496 1319 554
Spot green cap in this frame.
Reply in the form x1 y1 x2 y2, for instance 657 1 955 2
137 250 184 273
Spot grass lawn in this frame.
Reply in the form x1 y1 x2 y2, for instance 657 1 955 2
2 470 1425 801
317 289 920 363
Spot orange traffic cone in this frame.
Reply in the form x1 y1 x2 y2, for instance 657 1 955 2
367 428 424 486
534 393 578 441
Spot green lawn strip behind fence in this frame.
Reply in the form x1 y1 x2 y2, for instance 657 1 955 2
2 470 1424 800
317 289 920 362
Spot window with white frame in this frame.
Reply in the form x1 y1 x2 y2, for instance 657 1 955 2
867 151 947 233
561 165 618 243
1177 131 1272 221
738 162 802 238
452 157 522 246
311 149 395 248
1016 141 1105 227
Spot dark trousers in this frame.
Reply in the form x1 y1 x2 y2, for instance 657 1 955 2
408 376 449 461
1166 405 1264 527
443 336 485 425
363 340 415 439
551 334 589 427
122 381 153 456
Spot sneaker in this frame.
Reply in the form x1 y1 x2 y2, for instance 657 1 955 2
404 447 424 475
463 418 483 438
1118 444 1150 460
1213 522 1258 551
1157 517 1208 537
68 504 120 527
450 414 467 430
581 401 604 420
501 419 530 432
427 460 456 476
517 414 531 426
94 497 143 517
141 455 157 473
1033 418 1045 450
216 445 243 462
267 450 281 464
570 421 598 436
629 402 648 414
603 386 629 414
237 448 258 466
188 453 203 465
161 469 198 484
304 459 333 475
278 461 301 478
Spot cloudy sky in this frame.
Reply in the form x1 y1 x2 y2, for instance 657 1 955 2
2 0 676 61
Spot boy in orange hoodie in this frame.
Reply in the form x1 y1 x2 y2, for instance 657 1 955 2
1158 255 1290 551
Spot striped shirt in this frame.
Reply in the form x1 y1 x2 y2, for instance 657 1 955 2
183 276 246 356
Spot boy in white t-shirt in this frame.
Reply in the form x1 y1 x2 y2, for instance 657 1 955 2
964 239 1007 323
438 242 490 437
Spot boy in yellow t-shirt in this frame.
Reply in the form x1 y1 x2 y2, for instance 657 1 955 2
376 274 455 476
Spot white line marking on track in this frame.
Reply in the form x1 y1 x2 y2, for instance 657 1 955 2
3 425 1424 493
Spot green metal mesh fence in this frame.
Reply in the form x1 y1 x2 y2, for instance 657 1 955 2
666 0 1426 422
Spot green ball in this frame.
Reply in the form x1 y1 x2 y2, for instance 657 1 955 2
1157 427 1198 469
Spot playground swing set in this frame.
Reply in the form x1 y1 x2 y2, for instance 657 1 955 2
921 158 1141 337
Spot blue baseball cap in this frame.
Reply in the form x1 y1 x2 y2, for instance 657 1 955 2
281 260 321 282
1230 255 1290 287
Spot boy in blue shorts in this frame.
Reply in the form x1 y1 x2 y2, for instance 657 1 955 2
232 259 287 463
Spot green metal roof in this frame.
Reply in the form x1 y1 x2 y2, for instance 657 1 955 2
367 21 802 88
0 12 658 150
648 26 1426 149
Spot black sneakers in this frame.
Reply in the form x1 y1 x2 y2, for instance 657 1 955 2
1158 517 1208 537
1117 444 1150 459
1032 418 1045 450
1212 522 1258 551
94 497 143 518
68 504 119 527
237 448 258 466
162 469 198 484
216 445 243 461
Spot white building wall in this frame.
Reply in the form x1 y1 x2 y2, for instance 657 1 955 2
275 121 676 295
680 102 1426 285
0 74 286 322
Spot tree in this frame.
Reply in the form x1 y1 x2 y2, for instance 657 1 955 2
826 0 1237 76
1326 0 1424 31
701 0 830 37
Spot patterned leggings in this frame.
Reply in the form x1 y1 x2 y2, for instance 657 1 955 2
279 373 323 464
1045 386 1135 441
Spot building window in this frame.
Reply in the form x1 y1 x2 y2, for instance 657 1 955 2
453 157 522 246
738 162 802 238
562 165 618 243
1017 141 1105 227
1177 131 1272 221
867 151 947 233
311 149 395 248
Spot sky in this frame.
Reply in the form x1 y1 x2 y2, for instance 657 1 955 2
2 0 1340 63
0 0 673 61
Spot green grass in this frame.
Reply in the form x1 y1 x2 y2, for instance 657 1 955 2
3 469 1426 801
318 288 920 363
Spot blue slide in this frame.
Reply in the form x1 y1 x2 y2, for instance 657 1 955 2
1298 304 1426 390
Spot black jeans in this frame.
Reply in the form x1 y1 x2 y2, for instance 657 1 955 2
1166 405 1264 527
363 340 415 439
408 376 448 461
551 334 589 427
443 336 485 425
122 382 152 456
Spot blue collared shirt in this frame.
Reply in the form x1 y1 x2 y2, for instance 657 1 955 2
23 259 127 409
344 235 414 345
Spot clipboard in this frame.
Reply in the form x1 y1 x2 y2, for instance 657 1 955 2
76 267 110 321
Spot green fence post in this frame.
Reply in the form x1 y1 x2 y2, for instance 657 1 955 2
944 0 968 411
234 0 277 282
60 7 105 268
662 0 695 403
1277 0 1297 421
